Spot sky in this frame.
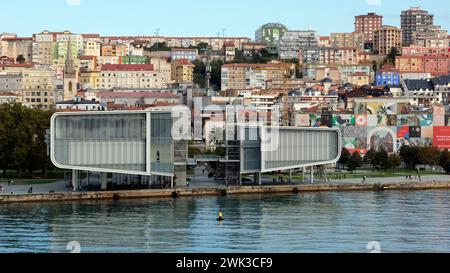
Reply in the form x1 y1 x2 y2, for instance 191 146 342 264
2 0 450 38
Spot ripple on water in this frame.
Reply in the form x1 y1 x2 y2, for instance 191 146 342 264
1 190 450 253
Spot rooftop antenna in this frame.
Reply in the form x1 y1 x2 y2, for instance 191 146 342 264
222 28 226 39
155 28 160 36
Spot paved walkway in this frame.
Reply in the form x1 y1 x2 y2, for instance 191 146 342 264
1 173 449 195
0 181 68 195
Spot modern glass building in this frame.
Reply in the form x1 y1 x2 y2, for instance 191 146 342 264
51 110 341 189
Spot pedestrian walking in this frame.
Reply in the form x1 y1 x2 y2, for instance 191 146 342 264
418 175 422 182
0 185 3 192
362 176 367 183
28 187 33 194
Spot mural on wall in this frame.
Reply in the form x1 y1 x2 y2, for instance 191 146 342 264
297 104 449 154
367 127 396 153
434 126 450 149
333 115 355 126
310 114 322 127
295 114 310 127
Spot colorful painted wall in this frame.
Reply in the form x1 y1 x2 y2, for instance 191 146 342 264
296 103 450 154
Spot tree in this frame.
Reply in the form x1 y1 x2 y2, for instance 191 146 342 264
338 148 350 168
443 161 450 174
364 148 377 168
373 148 388 170
145 42 171 52
16 55 26 64
347 152 363 171
192 59 206 88
439 150 449 167
439 150 450 174
386 154 402 169
418 146 440 166
0 103 53 178
210 59 223 91
197 42 209 54
399 145 420 169
386 47 399 65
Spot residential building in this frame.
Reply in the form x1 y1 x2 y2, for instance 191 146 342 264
0 33 17 56
401 45 450 56
0 74 22 92
101 43 129 57
4 37 33 62
171 59 194 84
121 55 149 65
0 92 21 104
221 62 293 91
330 32 365 50
319 36 331 48
299 47 360 66
396 51 450 76
401 7 434 46
412 25 449 48
83 40 101 57
223 41 236 62
22 67 55 109
375 65 401 86
402 78 447 106
354 12 383 44
255 23 288 54
373 25 402 55
278 30 319 60
98 64 169 89
56 96 104 111
347 73 370 86
171 48 198 61
97 91 180 107
242 42 267 56
79 56 98 70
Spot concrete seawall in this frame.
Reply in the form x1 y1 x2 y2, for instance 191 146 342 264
1 181 450 204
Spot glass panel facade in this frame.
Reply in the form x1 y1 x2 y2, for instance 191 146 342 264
150 113 174 174
242 127 261 172
53 114 147 172
263 129 339 170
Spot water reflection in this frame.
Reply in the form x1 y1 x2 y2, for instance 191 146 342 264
1 190 450 253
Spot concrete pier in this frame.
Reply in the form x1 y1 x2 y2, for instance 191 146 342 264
1 180 450 205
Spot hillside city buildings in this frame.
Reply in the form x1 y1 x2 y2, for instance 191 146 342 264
1 6 450 163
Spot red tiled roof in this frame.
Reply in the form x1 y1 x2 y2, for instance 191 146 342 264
0 92 20 97
4 37 32 41
223 62 289 68
101 64 154 71
82 34 100 38
320 36 330 41
0 63 34 68
80 55 96 60
98 91 179 99
224 41 235 47
351 72 369 76
173 58 193 65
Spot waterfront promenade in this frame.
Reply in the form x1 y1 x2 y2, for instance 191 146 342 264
0 172 449 204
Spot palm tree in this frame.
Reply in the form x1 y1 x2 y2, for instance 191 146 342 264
16 55 26 64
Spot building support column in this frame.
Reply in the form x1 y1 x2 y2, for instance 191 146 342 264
72 170 78 191
289 169 292 183
238 174 242 186
310 166 314 184
101 173 108 190
170 176 174 188
302 168 305 183
256 173 262 185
